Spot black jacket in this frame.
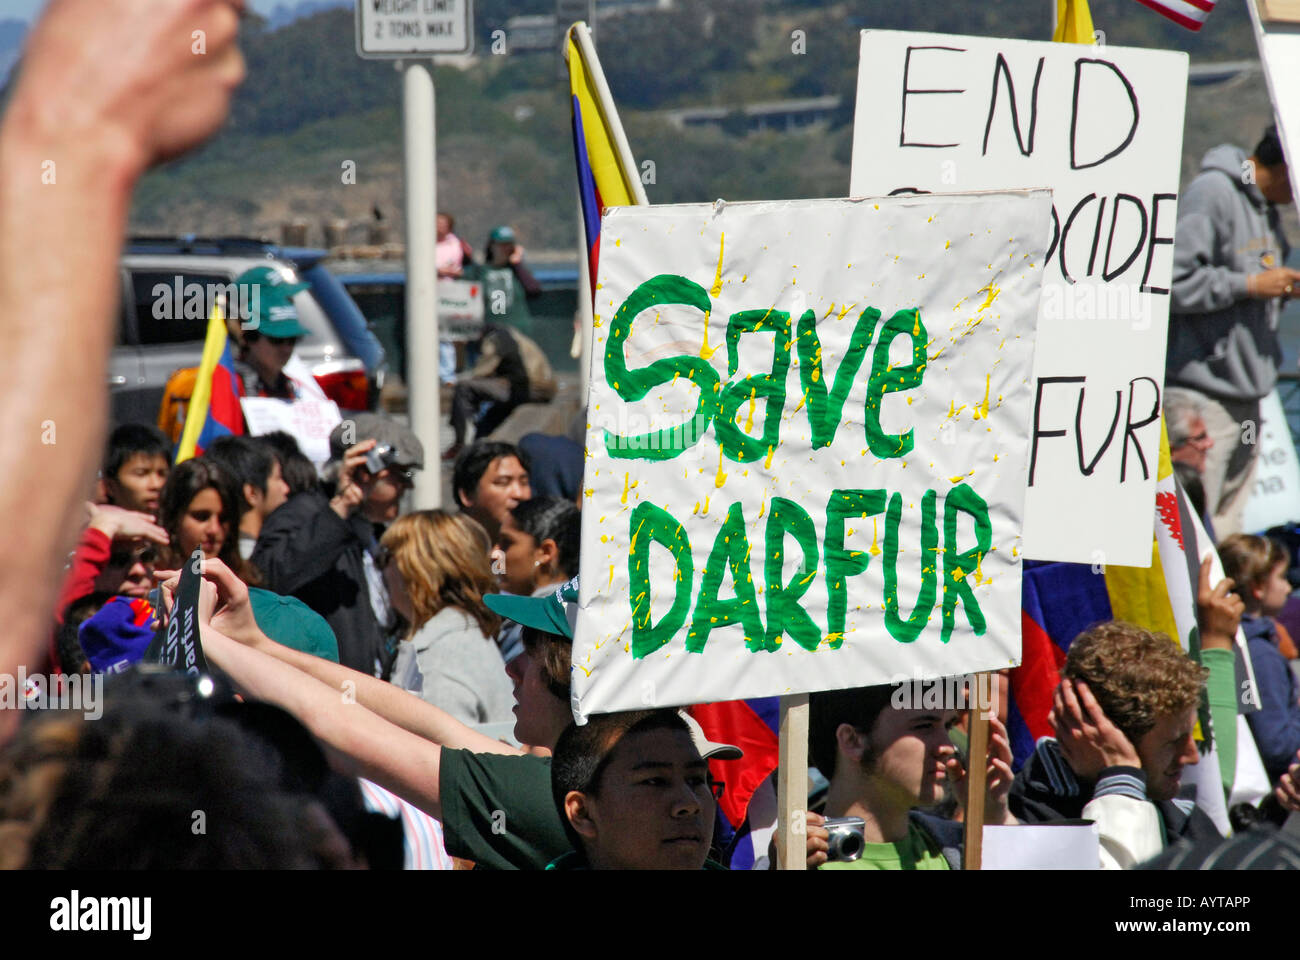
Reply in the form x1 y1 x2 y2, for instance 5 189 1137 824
251 491 383 674
1009 738 1224 848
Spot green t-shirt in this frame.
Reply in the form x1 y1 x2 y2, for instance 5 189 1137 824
819 821 950 871
439 749 571 870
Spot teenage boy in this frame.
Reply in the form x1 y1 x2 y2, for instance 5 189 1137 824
1010 620 1227 866
547 709 721 870
205 435 290 558
101 424 171 515
807 684 1016 870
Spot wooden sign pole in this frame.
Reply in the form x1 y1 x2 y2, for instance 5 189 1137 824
775 693 809 870
963 692 990 870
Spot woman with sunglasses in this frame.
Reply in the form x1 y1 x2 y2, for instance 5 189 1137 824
229 266 326 403
379 510 514 725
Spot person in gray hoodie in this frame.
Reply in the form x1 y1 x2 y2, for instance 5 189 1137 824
1166 125 1300 537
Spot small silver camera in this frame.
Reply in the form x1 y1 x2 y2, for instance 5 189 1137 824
363 443 395 475
824 816 867 862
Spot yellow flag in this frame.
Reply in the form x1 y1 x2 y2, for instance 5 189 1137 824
1053 0 1096 44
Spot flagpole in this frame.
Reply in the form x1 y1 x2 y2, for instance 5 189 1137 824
568 22 648 206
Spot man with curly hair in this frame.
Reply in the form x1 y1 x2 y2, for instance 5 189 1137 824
1009 621 1228 866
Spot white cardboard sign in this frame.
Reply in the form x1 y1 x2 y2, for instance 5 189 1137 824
850 31 1189 568
572 192 1051 719
1240 388 1300 532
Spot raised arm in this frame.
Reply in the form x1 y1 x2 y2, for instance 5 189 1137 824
0 0 244 717
200 624 448 818
196 558 520 756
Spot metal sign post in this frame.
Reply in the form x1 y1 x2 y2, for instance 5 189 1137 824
357 1 474 509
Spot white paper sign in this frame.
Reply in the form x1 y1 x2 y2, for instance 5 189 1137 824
438 278 486 342
1241 389 1300 533
983 823 1100 870
851 31 1189 568
241 397 342 467
573 192 1051 719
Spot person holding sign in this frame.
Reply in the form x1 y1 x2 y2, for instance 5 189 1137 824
1167 125 1300 537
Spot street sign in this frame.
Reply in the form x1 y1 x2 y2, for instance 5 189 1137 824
356 0 474 58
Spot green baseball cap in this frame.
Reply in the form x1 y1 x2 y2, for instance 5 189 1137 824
235 265 310 339
484 575 579 640
488 225 517 245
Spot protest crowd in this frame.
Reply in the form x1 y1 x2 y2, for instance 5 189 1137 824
4 0 1300 880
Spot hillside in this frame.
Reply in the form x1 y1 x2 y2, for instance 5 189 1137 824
125 1 1285 254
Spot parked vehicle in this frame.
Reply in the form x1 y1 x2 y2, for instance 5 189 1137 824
110 236 387 426
336 261 578 381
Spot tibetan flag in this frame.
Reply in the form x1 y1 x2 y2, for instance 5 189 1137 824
175 302 244 463
1053 0 1096 43
1133 0 1216 31
566 21 646 304
1013 419 1232 834
1014 419 1213 768
689 697 780 870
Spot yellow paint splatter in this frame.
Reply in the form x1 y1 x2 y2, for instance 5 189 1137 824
870 518 881 556
620 472 630 505
972 374 990 421
715 447 728 488
609 564 615 587
710 233 725 298
976 279 1000 313
764 445 775 470
743 389 757 434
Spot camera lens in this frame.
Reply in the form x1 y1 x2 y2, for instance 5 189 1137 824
837 832 864 862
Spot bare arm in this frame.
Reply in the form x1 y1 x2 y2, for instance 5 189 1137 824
0 0 244 724
200 625 449 818
195 556 520 755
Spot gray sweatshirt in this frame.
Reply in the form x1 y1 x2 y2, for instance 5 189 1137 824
1166 144 1290 402
390 606 515 725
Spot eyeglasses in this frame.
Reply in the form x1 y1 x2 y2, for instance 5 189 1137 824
108 545 158 568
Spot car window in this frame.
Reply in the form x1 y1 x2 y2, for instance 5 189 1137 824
132 271 232 346
289 290 327 347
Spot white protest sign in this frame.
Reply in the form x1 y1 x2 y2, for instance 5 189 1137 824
241 397 342 467
572 192 1052 718
850 31 1189 568
1240 389 1300 532
983 823 1099 870
438 277 485 342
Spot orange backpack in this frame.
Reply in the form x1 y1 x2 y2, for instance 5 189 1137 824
156 366 199 447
